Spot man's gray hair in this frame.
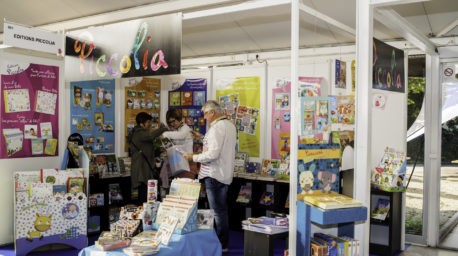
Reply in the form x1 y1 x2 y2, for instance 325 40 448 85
202 100 223 115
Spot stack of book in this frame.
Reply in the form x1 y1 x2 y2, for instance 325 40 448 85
242 216 289 235
95 231 131 251
302 191 363 210
123 230 160 255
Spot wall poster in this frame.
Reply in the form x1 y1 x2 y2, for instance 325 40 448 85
216 77 260 157
0 63 59 158
300 97 331 144
373 38 405 93
70 79 115 154
168 78 207 153
271 77 323 160
124 78 161 152
335 59 347 89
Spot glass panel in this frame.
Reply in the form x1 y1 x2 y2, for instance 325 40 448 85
405 74 426 237
439 73 458 248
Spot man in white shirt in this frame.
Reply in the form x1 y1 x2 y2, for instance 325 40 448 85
185 100 236 253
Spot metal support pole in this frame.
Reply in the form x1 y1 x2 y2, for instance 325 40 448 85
355 0 373 255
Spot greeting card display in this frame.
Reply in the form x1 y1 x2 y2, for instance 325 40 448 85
1 63 59 158
70 79 115 154
371 147 407 192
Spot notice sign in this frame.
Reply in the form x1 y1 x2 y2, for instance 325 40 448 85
3 22 63 55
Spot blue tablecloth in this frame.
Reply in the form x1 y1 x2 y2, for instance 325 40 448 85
78 230 221 256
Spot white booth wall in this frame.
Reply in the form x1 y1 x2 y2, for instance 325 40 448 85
0 48 407 244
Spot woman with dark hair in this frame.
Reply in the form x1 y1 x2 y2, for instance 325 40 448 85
162 108 198 179
129 112 167 204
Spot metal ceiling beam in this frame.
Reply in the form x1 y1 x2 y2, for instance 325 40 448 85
371 0 430 7
183 0 291 20
374 7 437 55
437 19 458 37
299 3 356 36
0 0 243 43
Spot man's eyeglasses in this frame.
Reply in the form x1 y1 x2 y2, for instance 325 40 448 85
167 119 177 125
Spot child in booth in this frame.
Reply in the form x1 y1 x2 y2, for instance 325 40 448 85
161 109 199 181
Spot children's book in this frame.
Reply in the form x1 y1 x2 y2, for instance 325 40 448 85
53 184 67 195
337 95 355 124
245 162 260 174
31 139 43 155
236 184 252 204
67 177 86 194
247 216 288 227
181 91 193 106
302 191 363 210
197 209 215 230
314 233 338 256
3 128 24 156
371 198 390 221
118 157 132 176
4 89 31 113
88 215 101 233
193 91 205 106
44 138 58 155
259 191 274 206
169 178 201 199
34 90 57 115
88 194 97 208
109 207 121 224
234 151 249 173
310 238 328 256
169 92 181 106
109 183 123 204
155 216 178 245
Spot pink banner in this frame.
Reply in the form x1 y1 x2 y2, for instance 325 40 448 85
1 63 59 158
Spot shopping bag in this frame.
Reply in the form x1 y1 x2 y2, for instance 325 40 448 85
166 145 190 176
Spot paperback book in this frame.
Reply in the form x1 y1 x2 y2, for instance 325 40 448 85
371 198 390 221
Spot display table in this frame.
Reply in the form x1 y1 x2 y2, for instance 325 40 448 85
78 230 221 256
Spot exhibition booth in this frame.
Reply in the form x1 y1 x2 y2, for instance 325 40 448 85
0 0 456 255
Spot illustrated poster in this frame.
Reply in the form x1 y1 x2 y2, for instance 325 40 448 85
168 78 207 153
271 77 323 159
216 77 260 157
335 59 347 89
70 79 115 153
300 97 331 144
372 38 405 93
297 144 340 200
124 78 161 152
0 63 59 158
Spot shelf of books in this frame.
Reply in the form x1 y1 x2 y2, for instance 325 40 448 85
297 200 367 256
229 177 290 230
369 189 402 256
